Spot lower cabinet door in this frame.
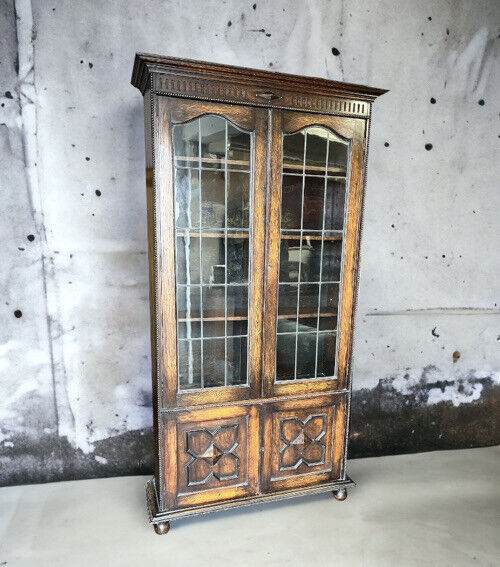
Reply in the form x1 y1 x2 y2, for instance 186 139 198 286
169 405 260 509
261 394 347 492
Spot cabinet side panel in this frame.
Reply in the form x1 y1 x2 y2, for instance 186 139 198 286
143 89 161 493
342 115 371 478
336 120 366 391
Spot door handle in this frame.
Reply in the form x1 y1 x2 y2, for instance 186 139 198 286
255 90 281 101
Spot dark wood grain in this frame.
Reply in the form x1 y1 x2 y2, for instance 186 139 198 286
156 97 178 408
336 120 366 390
262 110 283 397
174 404 259 508
248 110 267 398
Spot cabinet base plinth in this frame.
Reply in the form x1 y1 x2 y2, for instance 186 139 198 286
146 476 355 526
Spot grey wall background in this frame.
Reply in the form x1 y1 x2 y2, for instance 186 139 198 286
1 0 499 486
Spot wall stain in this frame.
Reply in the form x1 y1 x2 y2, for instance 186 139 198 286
349 374 499 458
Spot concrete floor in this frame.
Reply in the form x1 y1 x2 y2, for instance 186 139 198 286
0 447 498 566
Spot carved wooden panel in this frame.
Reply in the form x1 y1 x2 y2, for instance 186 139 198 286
186 424 240 486
279 414 327 471
261 396 342 491
174 405 259 508
152 73 369 118
271 406 333 480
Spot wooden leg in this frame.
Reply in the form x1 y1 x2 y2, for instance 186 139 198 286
153 521 170 535
332 488 347 501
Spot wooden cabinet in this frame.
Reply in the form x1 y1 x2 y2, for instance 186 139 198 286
131 54 386 533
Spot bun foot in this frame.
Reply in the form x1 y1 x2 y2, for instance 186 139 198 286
153 521 170 535
332 488 347 501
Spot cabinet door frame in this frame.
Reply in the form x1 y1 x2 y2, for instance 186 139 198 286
260 393 347 492
263 109 367 398
162 404 260 510
153 96 267 407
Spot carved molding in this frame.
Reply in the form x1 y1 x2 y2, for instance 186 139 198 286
152 73 369 118
279 413 327 471
185 424 240 486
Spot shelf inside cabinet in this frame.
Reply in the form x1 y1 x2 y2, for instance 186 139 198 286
280 233 342 241
283 162 347 176
179 312 337 323
175 156 250 168
176 231 249 239
175 231 342 241
173 156 346 176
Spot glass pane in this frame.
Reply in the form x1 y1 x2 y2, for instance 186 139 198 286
227 233 249 283
276 334 296 380
178 339 202 389
282 131 305 174
178 321 201 340
203 338 225 387
173 116 253 390
296 333 318 379
226 286 248 320
173 121 199 168
277 126 349 381
279 235 301 282
328 138 348 175
201 234 225 284
281 175 302 229
298 284 319 332
201 170 225 228
203 320 226 338
177 285 201 320
174 169 200 229
202 286 225 319
176 236 200 285
227 124 251 170
321 239 342 282
226 319 247 337
305 128 328 175
319 283 339 331
227 337 247 385
316 332 336 377
227 172 250 227
324 179 346 230
303 177 325 231
277 284 298 331
200 115 226 169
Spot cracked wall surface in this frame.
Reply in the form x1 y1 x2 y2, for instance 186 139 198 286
0 0 499 486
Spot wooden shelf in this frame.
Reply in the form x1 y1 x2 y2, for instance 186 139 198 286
179 313 336 323
179 315 247 323
278 312 337 320
176 231 342 241
281 234 342 241
283 162 346 175
175 156 250 167
177 231 249 239
174 156 346 176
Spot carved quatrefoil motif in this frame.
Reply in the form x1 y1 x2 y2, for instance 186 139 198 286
279 414 327 471
186 424 239 486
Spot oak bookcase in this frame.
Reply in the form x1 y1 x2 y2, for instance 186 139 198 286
131 54 386 533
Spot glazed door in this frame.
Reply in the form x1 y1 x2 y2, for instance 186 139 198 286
155 97 267 407
263 110 367 398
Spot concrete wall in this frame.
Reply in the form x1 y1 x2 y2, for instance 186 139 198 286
1 0 498 486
